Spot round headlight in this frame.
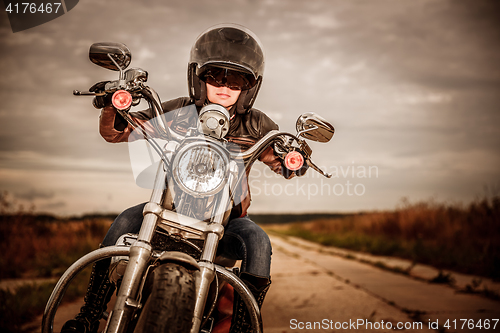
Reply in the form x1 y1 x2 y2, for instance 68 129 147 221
172 142 229 197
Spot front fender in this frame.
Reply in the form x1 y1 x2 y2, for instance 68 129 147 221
42 246 130 333
158 251 200 271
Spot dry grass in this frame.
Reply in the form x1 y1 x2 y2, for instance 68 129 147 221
0 272 92 333
0 192 113 332
271 197 500 279
0 215 111 279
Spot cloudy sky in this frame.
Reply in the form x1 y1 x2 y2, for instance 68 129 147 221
0 0 499 215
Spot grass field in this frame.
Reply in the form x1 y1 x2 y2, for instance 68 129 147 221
0 212 111 332
0 193 113 332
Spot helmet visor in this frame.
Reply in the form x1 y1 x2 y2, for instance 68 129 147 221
202 67 255 91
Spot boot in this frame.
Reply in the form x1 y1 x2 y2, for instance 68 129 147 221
229 272 271 333
61 258 115 333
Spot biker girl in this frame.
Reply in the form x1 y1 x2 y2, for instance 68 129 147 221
62 24 299 333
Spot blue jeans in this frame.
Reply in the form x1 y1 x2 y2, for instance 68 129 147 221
102 202 272 278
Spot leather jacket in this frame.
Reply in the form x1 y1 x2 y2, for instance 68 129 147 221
99 97 285 218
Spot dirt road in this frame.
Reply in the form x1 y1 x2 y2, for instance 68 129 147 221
264 236 499 333
34 236 499 332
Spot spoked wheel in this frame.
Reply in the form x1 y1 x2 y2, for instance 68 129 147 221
133 263 196 333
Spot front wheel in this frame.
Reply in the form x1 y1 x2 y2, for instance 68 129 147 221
134 263 196 333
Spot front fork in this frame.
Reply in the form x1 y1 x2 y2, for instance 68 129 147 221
190 162 237 333
191 232 223 332
105 164 167 333
107 161 238 333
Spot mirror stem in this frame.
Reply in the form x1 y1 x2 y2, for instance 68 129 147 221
108 53 125 81
297 125 319 138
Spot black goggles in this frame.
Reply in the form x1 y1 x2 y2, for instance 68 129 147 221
203 68 255 91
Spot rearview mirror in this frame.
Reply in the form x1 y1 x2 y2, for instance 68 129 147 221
296 112 334 143
89 42 132 71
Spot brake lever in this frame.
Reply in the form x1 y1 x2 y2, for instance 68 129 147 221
307 158 332 178
73 90 97 96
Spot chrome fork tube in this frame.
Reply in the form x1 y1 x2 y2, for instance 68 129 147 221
190 163 236 333
191 261 216 333
190 223 225 332
105 164 167 333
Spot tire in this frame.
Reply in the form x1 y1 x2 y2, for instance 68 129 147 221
134 263 196 333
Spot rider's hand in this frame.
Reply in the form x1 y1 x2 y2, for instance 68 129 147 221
280 162 295 179
295 161 309 177
280 152 309 179
285 170 296 180
89 81 112 109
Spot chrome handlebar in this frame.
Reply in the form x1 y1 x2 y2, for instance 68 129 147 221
74 77 331 178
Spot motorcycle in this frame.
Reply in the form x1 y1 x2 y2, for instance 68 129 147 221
42 42 334 333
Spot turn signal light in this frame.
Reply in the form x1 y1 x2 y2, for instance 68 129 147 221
112 90 132 110
284 151 304 171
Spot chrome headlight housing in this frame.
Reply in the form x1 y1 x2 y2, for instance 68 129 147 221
198 104 230 139
172 141 229 197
